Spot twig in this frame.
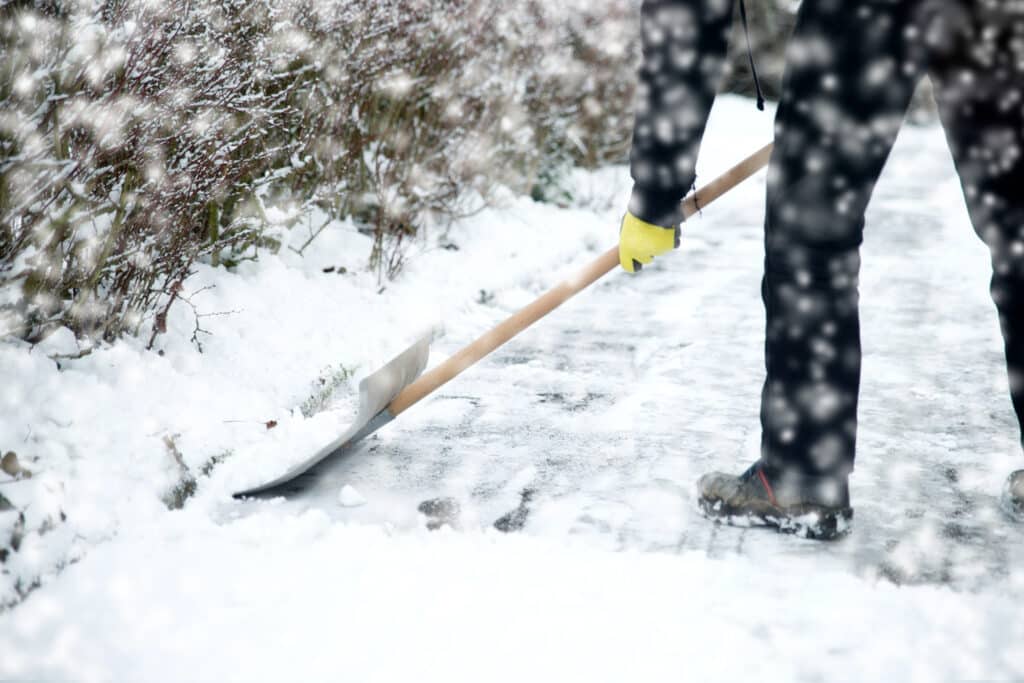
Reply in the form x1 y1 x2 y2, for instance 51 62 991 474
180 284 240 353
290 214 334 256
189 309 240 353
146 276 186 351
48 346 95 362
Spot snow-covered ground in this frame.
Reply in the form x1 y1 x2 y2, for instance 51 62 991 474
2 96 1023 681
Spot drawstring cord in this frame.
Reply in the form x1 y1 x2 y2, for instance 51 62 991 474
738 0 766 111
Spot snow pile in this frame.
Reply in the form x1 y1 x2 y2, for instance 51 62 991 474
3 511 1024 682
0 150 616 609
2 97 1023 680
337 484 367 507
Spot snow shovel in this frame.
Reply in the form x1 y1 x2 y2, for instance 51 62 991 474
233 143 774 498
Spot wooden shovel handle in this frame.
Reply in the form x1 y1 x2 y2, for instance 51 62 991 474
681 143 774 220
388 142 775 417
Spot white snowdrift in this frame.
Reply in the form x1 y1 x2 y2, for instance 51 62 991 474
2 97 1023 681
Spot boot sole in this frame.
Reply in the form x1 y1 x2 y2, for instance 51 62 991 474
698 496 854 541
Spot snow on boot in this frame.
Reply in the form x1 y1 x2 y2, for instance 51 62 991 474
1001 470 1024 522
698 462 853 540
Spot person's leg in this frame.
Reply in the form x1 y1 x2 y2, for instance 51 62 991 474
699 0 930 537
757 0 928 479
628 0 735 228
928 1 1024 450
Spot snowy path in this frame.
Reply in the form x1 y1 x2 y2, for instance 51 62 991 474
3 99 1024 680
238 117 1024 590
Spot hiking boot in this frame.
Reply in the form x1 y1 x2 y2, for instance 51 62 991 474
697 462 853 540
1001 470 1024 522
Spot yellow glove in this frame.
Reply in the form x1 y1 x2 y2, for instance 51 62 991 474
619 212 680 273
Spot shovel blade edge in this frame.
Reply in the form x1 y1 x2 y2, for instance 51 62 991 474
232 336 431 498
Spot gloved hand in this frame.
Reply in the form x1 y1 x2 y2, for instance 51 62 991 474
619 212 680 273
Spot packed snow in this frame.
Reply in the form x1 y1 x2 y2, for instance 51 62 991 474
2 97 1023 681
337 484 367 508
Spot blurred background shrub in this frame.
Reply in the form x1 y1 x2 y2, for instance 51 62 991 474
721 0 936 122
0 0 640 344
0 0 932 346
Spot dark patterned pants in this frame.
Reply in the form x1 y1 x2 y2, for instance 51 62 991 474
760 1 1024 475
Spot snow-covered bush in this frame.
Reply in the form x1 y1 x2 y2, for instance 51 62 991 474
0 0 639 345
1 0 316 343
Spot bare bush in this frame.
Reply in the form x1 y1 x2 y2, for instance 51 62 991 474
1 0 314 342
0 0 639 345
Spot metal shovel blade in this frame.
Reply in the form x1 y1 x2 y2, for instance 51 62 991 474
232 336 431 498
